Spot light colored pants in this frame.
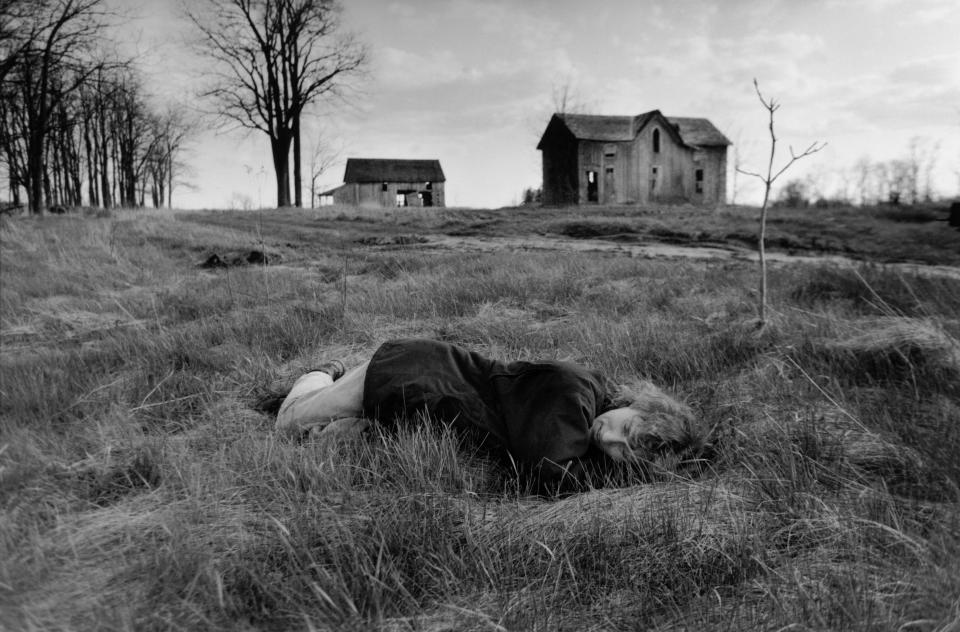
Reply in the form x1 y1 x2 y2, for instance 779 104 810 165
276 361 370 438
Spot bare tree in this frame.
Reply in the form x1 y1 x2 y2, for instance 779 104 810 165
853 156 872 205
551 74 592 116
0 66 28 204
146 105 195 208
885 159 911 205
0 0 36 83
729 130 743 205
281 0 365 207
905 136 939 203
187 0 365 209
307 127 339 208
737 79 825 327
871 161 889 204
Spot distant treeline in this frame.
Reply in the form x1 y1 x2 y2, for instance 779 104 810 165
1 0 193 214
760 137 947 209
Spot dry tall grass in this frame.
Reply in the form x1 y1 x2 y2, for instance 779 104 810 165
1 209 959 631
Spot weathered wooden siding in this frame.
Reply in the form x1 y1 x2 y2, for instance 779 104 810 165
578 141 600 204
331 184 356 205
701 147 727 204
634 123 690 202
575 125 701 204
332 181 445 207
540 124 578 205
682 148 726 205
577 141 634 204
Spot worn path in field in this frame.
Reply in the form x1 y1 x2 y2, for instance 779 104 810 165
409 233 960 281
178 210 960 281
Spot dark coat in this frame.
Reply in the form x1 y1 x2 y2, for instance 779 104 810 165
362 339 612 484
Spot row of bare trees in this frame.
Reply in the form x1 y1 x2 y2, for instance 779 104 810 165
2 0 365 212
849 138 940 205
773 137 942 208
1 0 194 214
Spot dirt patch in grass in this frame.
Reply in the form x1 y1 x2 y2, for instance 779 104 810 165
354 234 428 246
556 220 638 239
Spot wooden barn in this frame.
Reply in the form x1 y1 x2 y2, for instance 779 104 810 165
537 110 730 206
323 158 445 208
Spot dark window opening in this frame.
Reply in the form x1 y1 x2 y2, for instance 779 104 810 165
586 170 598 202
422 191 433 206
653 128 661 153
382 182 388 192
695 168 704 194
425 181 432 190
649 166 659 195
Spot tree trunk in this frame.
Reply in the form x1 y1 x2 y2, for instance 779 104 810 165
42 151 52 208
9 166 21 205
271 135 292 208
110 134 120 206
27 127 44 213
99 109 110 207
758 189 770 326
84 117 98 206
293 114 302 207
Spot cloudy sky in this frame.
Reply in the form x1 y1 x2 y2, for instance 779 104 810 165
126 0 960 209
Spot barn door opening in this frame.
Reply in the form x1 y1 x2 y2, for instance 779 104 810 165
422 181 433 207
586 170 598 202
603 166 616 204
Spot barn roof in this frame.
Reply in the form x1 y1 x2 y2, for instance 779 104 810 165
543 111 730 148
343 158 445 183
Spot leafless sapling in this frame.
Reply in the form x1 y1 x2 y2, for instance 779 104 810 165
737 79 825 327
308 128 340 208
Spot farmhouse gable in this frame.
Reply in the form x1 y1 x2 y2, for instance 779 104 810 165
537 110 730 206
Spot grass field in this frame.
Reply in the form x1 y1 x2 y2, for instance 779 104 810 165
2 203 959 631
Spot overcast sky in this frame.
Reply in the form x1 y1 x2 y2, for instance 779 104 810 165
125 0 960 209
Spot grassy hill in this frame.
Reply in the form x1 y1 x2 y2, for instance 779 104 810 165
2 204 959 630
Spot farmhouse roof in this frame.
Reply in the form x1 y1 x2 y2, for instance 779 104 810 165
666 117 732 147
559 114 636 142
343 158 445 183
541 111 730 148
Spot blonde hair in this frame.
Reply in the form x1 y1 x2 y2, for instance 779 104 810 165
613 380 704 455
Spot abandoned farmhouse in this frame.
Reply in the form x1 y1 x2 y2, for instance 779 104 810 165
537 110 731 205
323 158 445 207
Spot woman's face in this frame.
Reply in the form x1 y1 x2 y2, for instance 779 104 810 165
590 407 642 462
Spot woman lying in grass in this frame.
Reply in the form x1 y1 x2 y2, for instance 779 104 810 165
258 338 704 492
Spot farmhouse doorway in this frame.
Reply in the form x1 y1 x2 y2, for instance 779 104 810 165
586 170 598 202
603 166 616 204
